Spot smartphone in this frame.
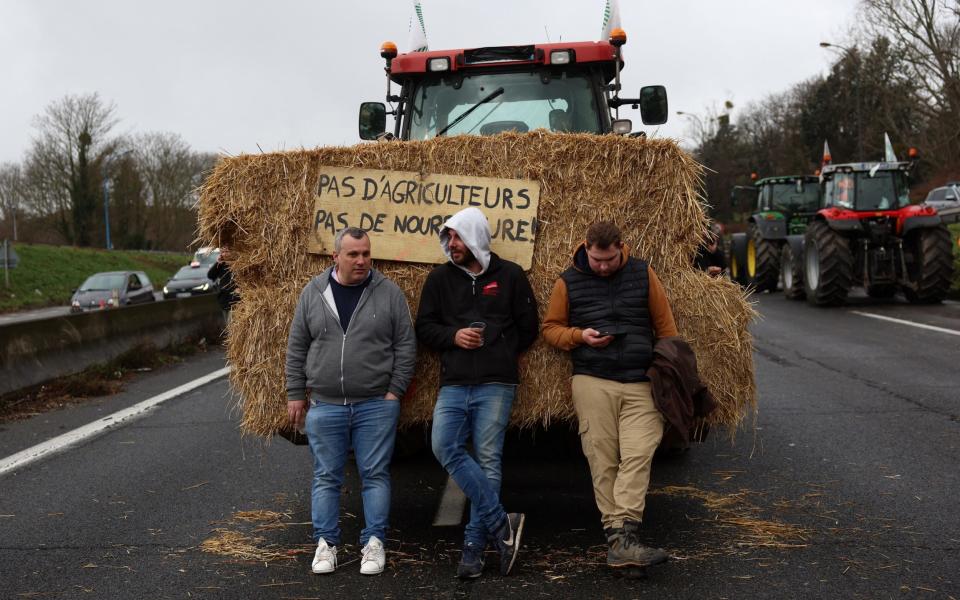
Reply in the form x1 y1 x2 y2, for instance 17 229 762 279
597 330 618 337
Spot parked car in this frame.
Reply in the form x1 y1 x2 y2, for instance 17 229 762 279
923 183 959 211
163 265 218 299
190 247 220 268
70 271 156 313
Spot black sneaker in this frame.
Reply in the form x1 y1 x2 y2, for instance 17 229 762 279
456 542 485 579
493 513 525 576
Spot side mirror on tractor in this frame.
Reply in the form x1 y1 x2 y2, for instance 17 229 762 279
639 85 668 126
358 102 387 140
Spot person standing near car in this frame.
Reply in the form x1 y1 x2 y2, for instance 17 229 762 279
415 207 539 579
285 227 416 576
207 246 239 324
541 220 676 574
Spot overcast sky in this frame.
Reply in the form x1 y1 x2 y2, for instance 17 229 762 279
0 0 862 164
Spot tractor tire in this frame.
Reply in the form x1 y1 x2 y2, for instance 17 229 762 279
780 243 805 300
747 224 781 293
903 224 954 304
728 233 749 286
803 221 853 306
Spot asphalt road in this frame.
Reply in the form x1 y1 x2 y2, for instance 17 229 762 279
1 293 958 599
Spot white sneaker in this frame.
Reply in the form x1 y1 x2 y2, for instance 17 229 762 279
360 536 386 575
311 538 337 574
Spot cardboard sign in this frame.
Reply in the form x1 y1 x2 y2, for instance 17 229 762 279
309 167 540 269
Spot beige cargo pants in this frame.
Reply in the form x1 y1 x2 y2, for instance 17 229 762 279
571 374 665 530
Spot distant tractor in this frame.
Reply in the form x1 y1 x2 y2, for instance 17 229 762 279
793 160 954 305
727 175 821 294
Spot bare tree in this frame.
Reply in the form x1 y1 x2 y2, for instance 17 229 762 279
134 132 215 249
0 163 24 240
24 93 118 245
862 0 960 159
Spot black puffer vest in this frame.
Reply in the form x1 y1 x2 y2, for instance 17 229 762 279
560 249 653 382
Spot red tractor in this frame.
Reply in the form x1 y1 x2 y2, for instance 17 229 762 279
792 159 954 305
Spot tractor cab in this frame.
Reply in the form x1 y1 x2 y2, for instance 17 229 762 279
358 32 668 141
754 175 820 234
820 162 912 213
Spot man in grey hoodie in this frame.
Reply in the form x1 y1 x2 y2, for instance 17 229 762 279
285 227 416 577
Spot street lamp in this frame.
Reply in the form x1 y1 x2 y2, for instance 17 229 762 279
820 41 863 162
101 150 132 250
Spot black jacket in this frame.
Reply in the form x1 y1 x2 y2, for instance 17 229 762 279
207 261 239 311
415 253 539 386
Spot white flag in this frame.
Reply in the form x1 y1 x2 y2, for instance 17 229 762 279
601 0 622 40
884 132 898 162
408 1 429 53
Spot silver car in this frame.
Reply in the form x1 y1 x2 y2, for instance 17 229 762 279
923 183 959 211
70 271 156 312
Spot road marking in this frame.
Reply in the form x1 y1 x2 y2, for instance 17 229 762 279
0 366 231 478
851 311 960 337
432 476 467 526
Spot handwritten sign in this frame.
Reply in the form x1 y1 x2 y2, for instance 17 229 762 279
308 167 540 269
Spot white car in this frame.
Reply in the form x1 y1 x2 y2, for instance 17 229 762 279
923 183 959 211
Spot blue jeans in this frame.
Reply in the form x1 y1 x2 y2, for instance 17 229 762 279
431 384 515 547
304 397 400 547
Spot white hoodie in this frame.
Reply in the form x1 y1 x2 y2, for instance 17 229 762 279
440 207 492 275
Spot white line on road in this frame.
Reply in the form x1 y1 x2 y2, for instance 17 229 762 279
850 311 960 337
0 366 231 478
432 476 467 526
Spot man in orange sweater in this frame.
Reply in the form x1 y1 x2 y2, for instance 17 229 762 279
542 220 676 573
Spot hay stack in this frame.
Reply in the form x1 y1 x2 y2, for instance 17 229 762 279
198 132 756 437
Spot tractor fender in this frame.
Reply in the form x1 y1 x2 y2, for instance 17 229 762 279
750 214 787 239
815 213 864 233
784 234 805 258
901 215 944 236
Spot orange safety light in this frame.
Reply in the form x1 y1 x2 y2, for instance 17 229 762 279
380 41 398 60
814 169 821 176
750 172 759 181
609 28 627 47
908 147 919 159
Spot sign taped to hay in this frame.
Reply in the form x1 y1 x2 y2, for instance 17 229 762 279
309 167 541 268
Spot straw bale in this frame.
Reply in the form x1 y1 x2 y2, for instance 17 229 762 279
199 132 757 438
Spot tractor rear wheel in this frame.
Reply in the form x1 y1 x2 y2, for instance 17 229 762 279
903 224 954 304
803 221 853 306
780 243 805 300
747 224 780 293
729 233 749 286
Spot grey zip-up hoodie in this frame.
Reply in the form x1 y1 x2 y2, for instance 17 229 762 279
285 266 416 404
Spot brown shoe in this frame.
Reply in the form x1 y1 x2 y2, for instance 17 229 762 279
605 523 668 568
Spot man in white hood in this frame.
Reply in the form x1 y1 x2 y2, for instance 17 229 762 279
416 207 539 578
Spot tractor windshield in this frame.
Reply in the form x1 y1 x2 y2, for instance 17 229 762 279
770 181 819 213
408 70 604 139
826 170 911 211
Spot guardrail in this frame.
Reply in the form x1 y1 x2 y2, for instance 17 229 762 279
0 296 223 396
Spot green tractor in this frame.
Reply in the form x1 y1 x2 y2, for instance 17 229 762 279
727 175 821 295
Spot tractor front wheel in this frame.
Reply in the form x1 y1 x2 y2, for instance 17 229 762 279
803 221 853 306
781 243 805 300
747 224 780 293
903 224 954 304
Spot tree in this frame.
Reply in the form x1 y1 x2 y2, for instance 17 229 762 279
862 0 960 164
24 93 118 245
134 132 216 249
0 163 24 240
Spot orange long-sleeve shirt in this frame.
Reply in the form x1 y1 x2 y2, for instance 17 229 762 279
541 257 677 351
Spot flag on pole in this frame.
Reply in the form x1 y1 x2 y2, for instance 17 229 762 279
822 140 832 166
884 132 898 162
601 0 622 40
408 1 429 53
